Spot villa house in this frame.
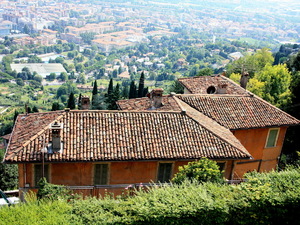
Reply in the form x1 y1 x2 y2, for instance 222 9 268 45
3 102 251 197
3 75 299 197
117 75 300 178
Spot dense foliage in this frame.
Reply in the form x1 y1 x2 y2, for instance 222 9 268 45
0 149 18 191
172 157 224 184
0 168 299 224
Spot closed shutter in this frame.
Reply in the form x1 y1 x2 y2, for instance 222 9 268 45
94 164 108 185
34 164 49 186
157 163 172 183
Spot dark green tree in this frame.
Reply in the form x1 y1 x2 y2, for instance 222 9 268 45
32 106 39 113
107 83 121 110
67 92 76 109
51 102 60 111
129 81 137 99
92 80 98 95
92 80 102 110
13 110 19 123
0 150 18 191
169 80 184 94
78 93 82 110
138 72 145 98
122 85 129 99
107 78 114 96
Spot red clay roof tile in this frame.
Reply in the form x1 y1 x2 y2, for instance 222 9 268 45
177 94 300 130
4 110 251 163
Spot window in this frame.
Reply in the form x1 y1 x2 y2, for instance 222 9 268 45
34 164 49 186
94 164 109 185
217 162 226 172
266 128 279 148
157 163 173 183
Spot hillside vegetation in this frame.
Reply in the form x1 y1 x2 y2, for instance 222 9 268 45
0 168 299 225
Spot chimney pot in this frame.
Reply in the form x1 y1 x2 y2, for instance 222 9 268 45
149 88 164 109
50 122 63 153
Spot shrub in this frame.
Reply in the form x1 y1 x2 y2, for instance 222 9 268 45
37 178 71 200
172 157 224 184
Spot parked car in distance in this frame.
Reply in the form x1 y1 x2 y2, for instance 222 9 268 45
0 189 19 206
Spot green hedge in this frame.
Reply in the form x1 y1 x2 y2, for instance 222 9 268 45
0 168 299 225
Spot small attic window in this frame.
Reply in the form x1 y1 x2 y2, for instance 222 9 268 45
207 86 216 94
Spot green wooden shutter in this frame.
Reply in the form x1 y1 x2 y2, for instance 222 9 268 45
158 163 172 183
34 164 49 186
266 129 279 147
34 165 42 186
94 164 108 185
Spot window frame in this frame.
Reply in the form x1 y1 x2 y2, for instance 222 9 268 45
93 163 110 185
33 164 50 187
157 162 174 183
265 128 280 148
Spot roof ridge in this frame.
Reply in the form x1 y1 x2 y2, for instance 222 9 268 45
70 110 182 114
173 96 252 158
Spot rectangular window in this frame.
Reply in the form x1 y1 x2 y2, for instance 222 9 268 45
34 164 49 186
266 128 279 148
217 162 225 172
157 163 173 183
94 164 108 185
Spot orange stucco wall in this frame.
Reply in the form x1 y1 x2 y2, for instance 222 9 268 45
18 159 233 192
232 127 287 178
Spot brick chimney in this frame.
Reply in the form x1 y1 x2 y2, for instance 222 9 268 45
240 72 249 89
217 82 228 94
50 121 63 153
148 88 164 109
81 96 90 110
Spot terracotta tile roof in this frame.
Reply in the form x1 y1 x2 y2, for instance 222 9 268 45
4 110 251 163
177 94 300 130
178 75 249 95
117 95 182 111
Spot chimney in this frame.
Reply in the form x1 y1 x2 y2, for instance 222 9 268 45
81 96 90 110
217 82 228 94
240 72 249 89
148 88 164 109
50 121 63 153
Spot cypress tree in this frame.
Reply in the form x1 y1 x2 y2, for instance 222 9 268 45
143 87 149 97
122 85 129 99
129 81 137 99
67 92 76 109
78 93 82 110
138 71 145 97
13 110 19 123
107 78 113 96
108 83 121 110
92 80 98 95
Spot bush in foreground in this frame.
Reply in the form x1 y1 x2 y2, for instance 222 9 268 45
0 168 299 225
